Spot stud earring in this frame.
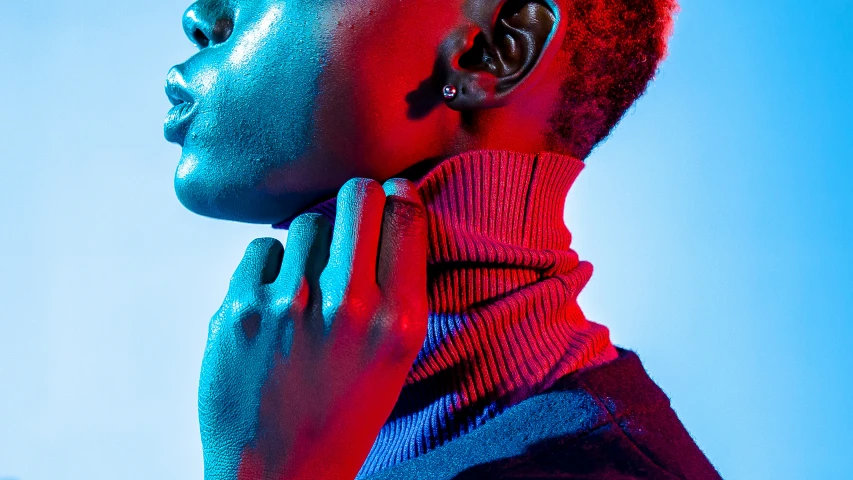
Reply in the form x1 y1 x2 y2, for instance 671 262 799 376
443 84 458 101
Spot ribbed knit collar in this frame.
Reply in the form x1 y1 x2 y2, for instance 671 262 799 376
276 150 617 476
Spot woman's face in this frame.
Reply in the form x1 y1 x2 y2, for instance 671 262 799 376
165 0 463 224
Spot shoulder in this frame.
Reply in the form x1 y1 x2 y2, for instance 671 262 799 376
359 378 608 480
361 349 722 480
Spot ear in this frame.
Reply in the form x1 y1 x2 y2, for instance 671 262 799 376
442 0 564 110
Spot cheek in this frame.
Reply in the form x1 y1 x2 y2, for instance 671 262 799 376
191 1 333 181
311 3 457 170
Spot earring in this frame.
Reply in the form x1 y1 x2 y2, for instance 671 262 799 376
443 84 458 101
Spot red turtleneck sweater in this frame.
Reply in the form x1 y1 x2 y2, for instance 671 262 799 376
274 150 720 479
276 150 619 475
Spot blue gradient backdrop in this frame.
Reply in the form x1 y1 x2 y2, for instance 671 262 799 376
1 1 850 478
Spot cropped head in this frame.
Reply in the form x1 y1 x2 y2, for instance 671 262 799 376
165 0 677 224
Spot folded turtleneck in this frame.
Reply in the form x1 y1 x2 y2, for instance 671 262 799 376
274 149 617 477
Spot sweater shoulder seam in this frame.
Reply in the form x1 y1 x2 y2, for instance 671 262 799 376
578 376 685 480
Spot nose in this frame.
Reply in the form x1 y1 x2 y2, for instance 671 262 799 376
182 2 234 49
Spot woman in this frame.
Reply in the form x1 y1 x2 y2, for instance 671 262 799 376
164 0 720 478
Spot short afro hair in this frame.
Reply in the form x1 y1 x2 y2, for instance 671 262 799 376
546 0 678 159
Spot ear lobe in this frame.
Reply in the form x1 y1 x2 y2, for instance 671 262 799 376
444 0 559 110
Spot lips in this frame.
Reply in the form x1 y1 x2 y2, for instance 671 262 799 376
164 68 198 146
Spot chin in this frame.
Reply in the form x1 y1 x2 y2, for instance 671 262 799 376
173 179 232 223
173 163 306 226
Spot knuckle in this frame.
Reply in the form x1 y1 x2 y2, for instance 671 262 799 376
386 318 428 362
206 308 228 342
250 236 276 247
234 238 281 278
272 293 295 315
222 297 257 325
322 295 352 320
228 273 246 291
273 282 310 318
339 177 384 203
387 197 426 227
375 305 428 357
322 291 377 323
246 236 279 255
382 178 419 200
393 308 428 340
289 212 330 233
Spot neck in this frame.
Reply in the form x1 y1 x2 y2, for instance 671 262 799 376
277 149 617 475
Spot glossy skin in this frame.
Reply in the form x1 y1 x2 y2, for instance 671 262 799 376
166 0 566 477
200 179 428 479
167 0 565 224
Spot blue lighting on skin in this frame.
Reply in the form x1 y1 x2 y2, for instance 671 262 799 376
167 2 331 472
167 0 330 225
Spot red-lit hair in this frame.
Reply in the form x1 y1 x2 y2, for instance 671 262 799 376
547 0 678 159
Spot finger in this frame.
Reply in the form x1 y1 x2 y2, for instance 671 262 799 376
274 213 333 306
377 178 427 297
324 178 386 289
231 237 285 290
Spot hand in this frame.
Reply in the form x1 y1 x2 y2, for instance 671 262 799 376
198 178 429 480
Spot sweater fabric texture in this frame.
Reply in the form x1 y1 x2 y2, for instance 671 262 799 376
274 150 719 479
